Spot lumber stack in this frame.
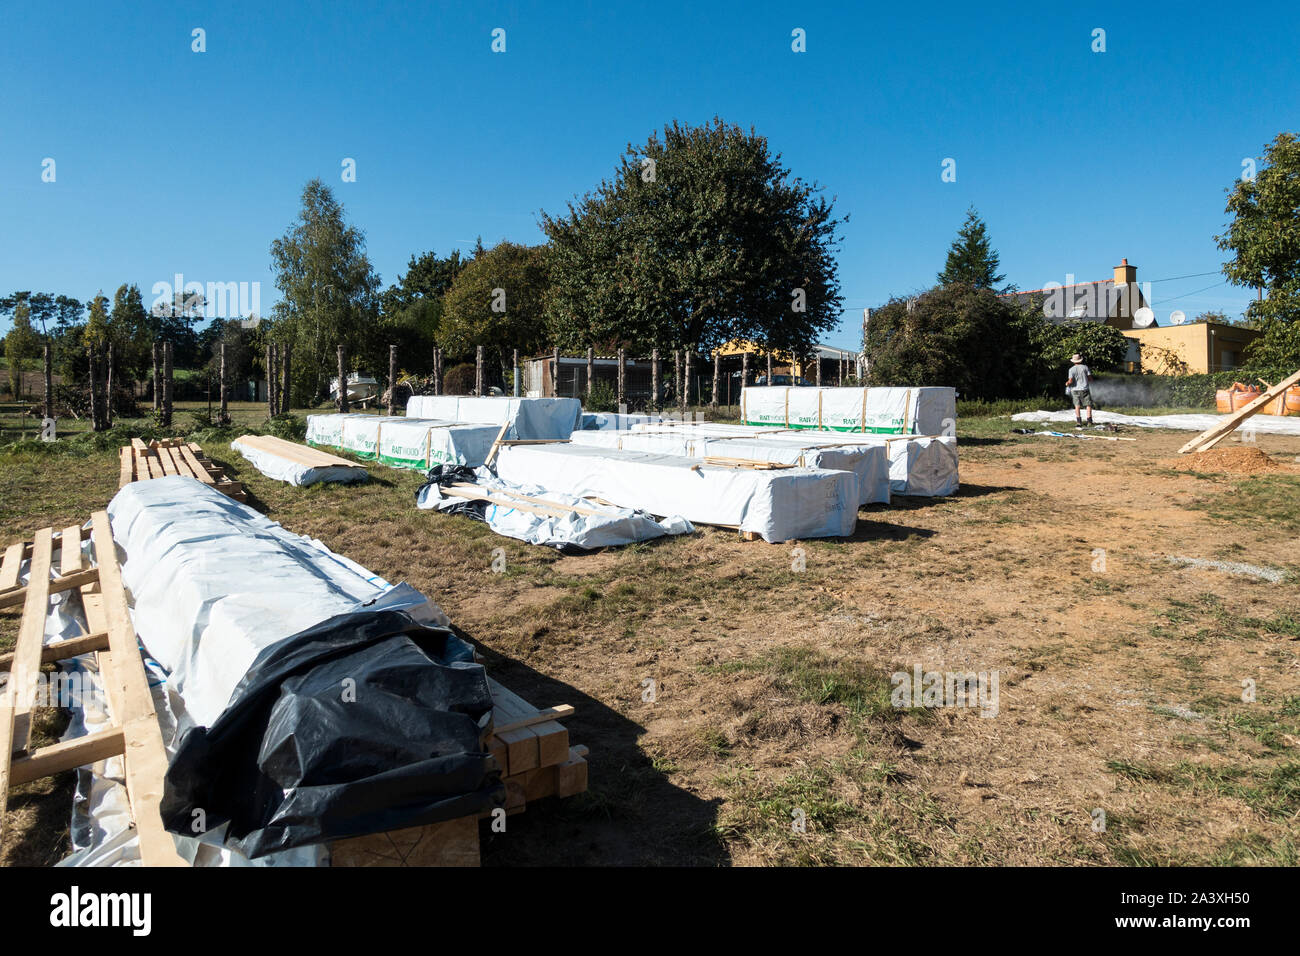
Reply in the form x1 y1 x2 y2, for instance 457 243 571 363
0 517 185 865
329 678 588 867
119 437 246 501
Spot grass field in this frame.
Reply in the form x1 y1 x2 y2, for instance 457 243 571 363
2 402 1298 866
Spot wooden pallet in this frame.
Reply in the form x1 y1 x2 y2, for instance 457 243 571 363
0 516 186 865
119 438 246 501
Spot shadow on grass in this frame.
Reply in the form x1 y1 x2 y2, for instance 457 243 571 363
458 634 730 866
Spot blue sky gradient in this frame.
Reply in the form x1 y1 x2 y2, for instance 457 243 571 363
2 1 1297 348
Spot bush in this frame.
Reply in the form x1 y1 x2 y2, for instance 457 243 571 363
1048 322 1130 372
586 379 618 412
443 362 476 395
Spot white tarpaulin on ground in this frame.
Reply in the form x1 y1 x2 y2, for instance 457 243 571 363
494 443 858 542
230 437 369 487
741 386 956 435
416 470 694 550
406 395 581 440
627 422 959 497
568 429 891 505
1011 408 1300 437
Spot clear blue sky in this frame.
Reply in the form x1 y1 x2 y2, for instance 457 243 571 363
3 0 1297 349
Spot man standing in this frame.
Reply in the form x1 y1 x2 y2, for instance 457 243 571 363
1066 353 1094 427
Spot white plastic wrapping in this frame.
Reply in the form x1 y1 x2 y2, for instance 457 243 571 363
340 415 384 459
568 430 891 505
741 386 956 435
106 476 440 731
1011 408 1300 436
405 395 581 440
494 443 858 542
579 412 663 431
416 471 694 549
230 437 368 486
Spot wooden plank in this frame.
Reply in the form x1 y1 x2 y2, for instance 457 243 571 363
234 434 359 469
174 444 217 485
8 726 126 786
0 527 54 842
1179 367 1300 453
330 815 479 867
446 482 609 519
490 704 576 736
0 568 100 610
157 445 180 477
0 632 109 672
118 446 135 488
482 421 511 468
90 511 185 867
529 720 571 769
0 543 22 592
59 525 84 577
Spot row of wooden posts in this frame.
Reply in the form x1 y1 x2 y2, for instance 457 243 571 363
329 343 854 418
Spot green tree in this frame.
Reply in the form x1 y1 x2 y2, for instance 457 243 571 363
937 206 1007 290
269 179 380 404
541 118 846 356
83 292 111 349
864 285 1050 400
377 249 468 373
1049 322 1130 372
4 298 40 398
110 283 154 380
439 241 550 382
1217 132 1300 366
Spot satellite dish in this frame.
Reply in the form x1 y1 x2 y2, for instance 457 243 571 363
1133 307 1155 328
1170 310 1187 326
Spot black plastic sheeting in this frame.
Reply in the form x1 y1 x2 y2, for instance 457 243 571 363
161 607 504 858
415 464 487 522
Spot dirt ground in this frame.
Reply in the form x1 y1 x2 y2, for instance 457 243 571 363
2 417 1298 866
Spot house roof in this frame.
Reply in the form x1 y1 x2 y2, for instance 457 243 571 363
1000 279 1147 325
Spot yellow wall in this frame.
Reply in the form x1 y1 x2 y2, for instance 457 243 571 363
1125 322 1261 374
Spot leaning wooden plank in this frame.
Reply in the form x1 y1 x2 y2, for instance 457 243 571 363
90 511 186 867
8 528 54 756
1178 368 1300 453
0 528 54 842
482 421 512 468
9 726 126 787
0 632 110 673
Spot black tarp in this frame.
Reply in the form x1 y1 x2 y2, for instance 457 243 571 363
160 607 504 858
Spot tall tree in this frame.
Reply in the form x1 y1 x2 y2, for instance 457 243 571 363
937 206 1007 291
541 118 846 356
110 283 154 380
1217 132 1300 366
439 242 549 377
269 179 380 404
4 298 39 398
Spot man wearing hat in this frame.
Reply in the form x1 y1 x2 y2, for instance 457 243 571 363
1066 353 1094 427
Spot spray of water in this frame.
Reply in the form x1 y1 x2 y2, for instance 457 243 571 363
1087 378 1162 407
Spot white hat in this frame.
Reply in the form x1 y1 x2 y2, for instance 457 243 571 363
1071 353 1083 363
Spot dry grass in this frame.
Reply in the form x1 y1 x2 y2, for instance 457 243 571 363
1 413 1299 866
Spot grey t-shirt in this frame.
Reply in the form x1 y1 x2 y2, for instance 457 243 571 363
1067 363 1091 391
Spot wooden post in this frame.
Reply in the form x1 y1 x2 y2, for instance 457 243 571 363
766 352 773 385
43 343 53 420
105 344 114 427
282 345 292 415
337 345 349 413
586 347 594 401
512 348 520 397
388 344 398 415
651 349 660 411
152 342 160 411
86 347 99 431
683 349 692 414
267 342 277 419
674 350 682 411
432 346 441 396
616 348 625 407
219 342 229 424
741 352 749 397
815 348 822 387
552 347 560 398
162 341 173 426
475 344 484 396
711 351 720 409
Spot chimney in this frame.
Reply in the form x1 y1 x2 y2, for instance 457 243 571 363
1113 257 1137 287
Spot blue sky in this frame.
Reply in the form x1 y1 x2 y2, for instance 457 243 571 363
2 0 1297 349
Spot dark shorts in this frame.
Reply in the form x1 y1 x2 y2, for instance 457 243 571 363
1072 388 1093 409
